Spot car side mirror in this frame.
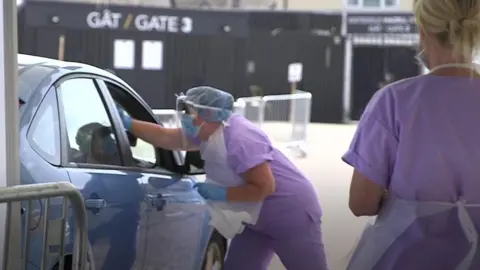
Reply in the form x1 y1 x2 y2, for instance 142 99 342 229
182 151 205 175
126 131 138 147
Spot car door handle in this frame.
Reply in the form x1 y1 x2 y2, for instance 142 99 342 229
85 199 107 213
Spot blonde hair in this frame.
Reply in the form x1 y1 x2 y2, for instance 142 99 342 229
414 0 480 62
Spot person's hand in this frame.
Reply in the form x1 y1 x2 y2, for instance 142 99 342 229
194 183 227 201
116 105 132 131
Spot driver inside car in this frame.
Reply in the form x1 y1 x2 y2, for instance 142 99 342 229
75 122 121 165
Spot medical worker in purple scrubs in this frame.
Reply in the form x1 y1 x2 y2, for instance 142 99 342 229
117 86 328 269
342 0 480 269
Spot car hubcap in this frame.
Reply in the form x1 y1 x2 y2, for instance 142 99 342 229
205 243 222 270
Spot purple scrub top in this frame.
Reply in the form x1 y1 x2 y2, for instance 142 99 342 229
343 74 480 269
222 114 322 235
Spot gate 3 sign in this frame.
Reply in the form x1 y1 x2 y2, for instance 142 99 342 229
86 9 193 33
346 13 417 34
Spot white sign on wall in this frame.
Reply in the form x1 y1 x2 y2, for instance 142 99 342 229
113 39 135 70
288 63 303 83
142 40 163 70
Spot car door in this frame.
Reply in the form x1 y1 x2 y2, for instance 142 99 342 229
21 86 72 269
100 80 212 270
55 76 146 270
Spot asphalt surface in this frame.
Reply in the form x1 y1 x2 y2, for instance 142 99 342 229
262 123 369 270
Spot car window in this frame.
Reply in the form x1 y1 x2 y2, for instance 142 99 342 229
103 82 157 168
116 104 156 167
27 88 61 165
58 78 122 166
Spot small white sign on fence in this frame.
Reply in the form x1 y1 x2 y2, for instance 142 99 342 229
288 63 303 83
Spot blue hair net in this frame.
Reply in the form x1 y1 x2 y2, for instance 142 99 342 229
183 86 234 122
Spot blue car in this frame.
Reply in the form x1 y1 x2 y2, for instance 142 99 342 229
17 54 226 270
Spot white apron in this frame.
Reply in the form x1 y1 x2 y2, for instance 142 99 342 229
347 197 480 270
348 62 480 270
200 126 263 239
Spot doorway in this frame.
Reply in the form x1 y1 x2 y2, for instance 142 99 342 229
350 45 419 120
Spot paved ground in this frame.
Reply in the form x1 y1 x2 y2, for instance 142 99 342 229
261 123 370 270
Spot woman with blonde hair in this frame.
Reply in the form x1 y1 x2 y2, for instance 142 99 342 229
342 0 480 269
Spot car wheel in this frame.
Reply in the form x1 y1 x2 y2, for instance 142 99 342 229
202 232 226 270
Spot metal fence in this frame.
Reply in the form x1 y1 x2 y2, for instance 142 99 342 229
237 90 312 158
2 182 90 270
233 97 264 125
233 100 246 116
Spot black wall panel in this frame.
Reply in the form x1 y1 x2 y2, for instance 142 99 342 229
18 2 345 123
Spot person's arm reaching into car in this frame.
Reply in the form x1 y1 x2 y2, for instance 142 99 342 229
118 107 199 151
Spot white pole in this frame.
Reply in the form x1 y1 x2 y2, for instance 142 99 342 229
0 0 21 269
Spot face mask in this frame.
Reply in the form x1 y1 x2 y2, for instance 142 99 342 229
181 114 202 138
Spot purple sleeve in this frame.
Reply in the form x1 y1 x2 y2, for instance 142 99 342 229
342 89 398 188
225 124 274 174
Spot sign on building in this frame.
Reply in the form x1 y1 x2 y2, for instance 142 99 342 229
86 9 193 33
346 13 417 34
288 63 303 83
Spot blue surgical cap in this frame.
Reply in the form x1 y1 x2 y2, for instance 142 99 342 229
183 86 234 122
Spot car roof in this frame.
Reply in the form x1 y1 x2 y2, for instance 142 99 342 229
17 54 134 103
18 54 119 79
17 54 130 85
18 54 67 68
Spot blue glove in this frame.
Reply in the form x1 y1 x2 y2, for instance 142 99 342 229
117 105 132 131
194 183 228 201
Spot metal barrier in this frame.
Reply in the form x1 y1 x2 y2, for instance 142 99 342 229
2 182 89 270
233 100 246 117
236 91 312 158
234 96 264 126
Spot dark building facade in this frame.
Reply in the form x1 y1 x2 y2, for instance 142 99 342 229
246 11 344 123
343 12 421 121
18 2 251 110
18 1 345 123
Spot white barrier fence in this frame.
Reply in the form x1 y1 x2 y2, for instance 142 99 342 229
2 182 90 270
237 90 312 157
